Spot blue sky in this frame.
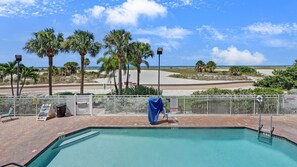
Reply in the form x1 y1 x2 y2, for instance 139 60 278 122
0 0 297 67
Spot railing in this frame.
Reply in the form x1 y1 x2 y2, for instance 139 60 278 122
0 95 296 116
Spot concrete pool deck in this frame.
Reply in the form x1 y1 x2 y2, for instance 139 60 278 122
1 115 297 165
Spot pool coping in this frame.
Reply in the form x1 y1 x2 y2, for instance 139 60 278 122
25 126 297 166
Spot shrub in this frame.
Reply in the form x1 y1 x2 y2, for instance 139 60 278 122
55 92 74 95
229 66 258 76
192 88 283 95
255 61 297 90
119 85 161 95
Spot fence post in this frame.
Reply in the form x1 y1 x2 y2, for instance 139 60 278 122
253 95 256 115
13 96 16 116
89 95 93 116
277 95 280 115
74 94 77 116
229 96 232 115
113 95 116 113
183 96 186 114
207 95 209 115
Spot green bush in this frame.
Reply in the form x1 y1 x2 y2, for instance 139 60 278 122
192 88 283 95
55 91 74 95
229 66 258 76
120 85 161 95
254 61 297 90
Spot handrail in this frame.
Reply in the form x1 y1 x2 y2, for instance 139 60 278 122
0 162 26 167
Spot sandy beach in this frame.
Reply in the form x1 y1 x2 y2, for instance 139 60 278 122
0 69 261 96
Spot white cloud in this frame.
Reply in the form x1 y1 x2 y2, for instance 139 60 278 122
181 55 208 61
137 38 151 44
72 5 105 25
181 0 192 5
197 25 225 40
263 39 297 48
85 5 105 19
105 0 167 26
161 0 205 8
156 41 180 51
0 0 35 5
136 26 192 39
72 14 88 25
244 22 297 35
0 0 67 16
211 46 266 65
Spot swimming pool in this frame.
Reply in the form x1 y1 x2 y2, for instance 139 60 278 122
27 128 297 167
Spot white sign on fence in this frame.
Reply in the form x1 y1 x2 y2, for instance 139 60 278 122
170 98 179 113
284 95 297 109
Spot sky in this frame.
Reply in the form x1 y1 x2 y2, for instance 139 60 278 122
0 0 297 67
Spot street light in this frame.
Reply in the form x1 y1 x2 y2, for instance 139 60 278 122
15 55 22 96
157 48 163 96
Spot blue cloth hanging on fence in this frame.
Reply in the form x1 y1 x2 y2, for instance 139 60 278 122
148 97 164 124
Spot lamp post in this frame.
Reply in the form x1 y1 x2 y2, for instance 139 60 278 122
157 48 163 96
15 55 22 97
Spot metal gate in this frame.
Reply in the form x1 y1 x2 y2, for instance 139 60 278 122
66 95 92 116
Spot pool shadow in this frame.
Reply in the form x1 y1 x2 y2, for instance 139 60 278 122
151 119 179 125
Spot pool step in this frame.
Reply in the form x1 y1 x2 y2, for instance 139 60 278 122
53 130 100 151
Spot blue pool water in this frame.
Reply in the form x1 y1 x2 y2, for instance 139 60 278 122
28 128 297 167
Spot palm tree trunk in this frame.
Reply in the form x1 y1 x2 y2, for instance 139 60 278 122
80 54 85 95
118 57 122 95
137 66 140 87
113 70 118 95
126 64 130 89
10 74 14 96
48 56 53 95
20 77 26 96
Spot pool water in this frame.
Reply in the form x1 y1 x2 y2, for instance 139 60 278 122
28 128 297 167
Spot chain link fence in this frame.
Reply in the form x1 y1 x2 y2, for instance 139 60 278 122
0 95 296 116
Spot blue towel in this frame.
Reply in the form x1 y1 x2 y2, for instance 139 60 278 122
148 98 164 124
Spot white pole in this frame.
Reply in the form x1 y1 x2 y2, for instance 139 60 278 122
89 95 93 116
229 96 232 115
270 115 273 131
36 104 38 116
253 95 256 115
207 95 209 115
13 96 16 116
114 95 116 113
277 95 280 115
183 96 186 114
74 94 77 116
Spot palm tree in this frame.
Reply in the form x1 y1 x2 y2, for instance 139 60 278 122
64 62 79 75
60 67 67 76
24 28 64 95
195 60 205 72
52 66 59 76
125 51 132 89
19 66 38 95
0 63 5 82
62 30 101 95
130 42 154 87
0 61 17 96
84 58 90 68
206 61 217 73
103 29 132 95
97 56 119 94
